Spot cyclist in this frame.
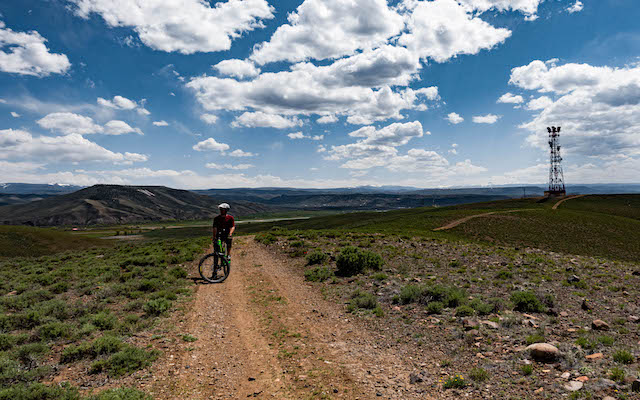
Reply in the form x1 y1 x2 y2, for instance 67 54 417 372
213 203 235 259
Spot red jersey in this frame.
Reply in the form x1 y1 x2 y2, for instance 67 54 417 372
213 214 235 234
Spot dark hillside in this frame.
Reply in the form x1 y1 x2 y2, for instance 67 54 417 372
0 185 274 226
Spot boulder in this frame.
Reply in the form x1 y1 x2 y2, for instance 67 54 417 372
480 320 499 329
632 379 640 393
628 315 639 323
585 352 604 361
526 343 560 362
564 381 583 392
581 299 592 310
591 319 610 331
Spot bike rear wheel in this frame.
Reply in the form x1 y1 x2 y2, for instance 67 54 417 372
198 253 230 283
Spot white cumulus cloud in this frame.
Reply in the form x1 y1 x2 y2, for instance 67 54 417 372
0 129 147 164
472 114 500 124
68 0 275 54
0 21 71 76
497 92 524 104
153 120 169 126
214 59 260 79
205 163 254 170
104 120 144 135
567 1 584 13
446 112 464 124
232 111 302 129
200 114 218 125
192 138 230 153
250 0 404 65
37 112 104 135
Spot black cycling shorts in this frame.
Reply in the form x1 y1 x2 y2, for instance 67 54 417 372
215 236 232 253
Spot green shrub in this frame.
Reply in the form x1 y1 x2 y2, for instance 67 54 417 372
90 347 159 377
306 250 328 265
0 382 80 400
469 299 494 315
469 367 489 382
521 364 533 376
168 266 188 279
575 337 596 350
442 375 466 389
0 333 26 351
182 334 197 342
336 247 382 276
455 305 475 317
37 321 73 341
525 333 545 345
372 272 387 281
612 349 633 364
255 233 277 245
92 312 118 330
289 240 305 248
304 266 333 282
597 335 614 346
143 298 171 316
609 366 625 383
510 291 545 313
89 388 152 400
495 270 513 279
424 285 466 308
397 285 422 304
347 290 378 312
425 301 443 315
93 336 125 356
61 342 93 363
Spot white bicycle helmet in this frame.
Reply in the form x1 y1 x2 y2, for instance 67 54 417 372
218 203 230 210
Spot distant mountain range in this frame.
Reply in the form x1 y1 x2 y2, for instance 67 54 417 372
0 185 273 226
1 182 640 227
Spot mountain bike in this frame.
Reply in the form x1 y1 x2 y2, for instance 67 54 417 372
198 237 230 283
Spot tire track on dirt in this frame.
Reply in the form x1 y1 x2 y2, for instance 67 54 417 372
151 237 433 399
552 194 588 210
433 209 532 231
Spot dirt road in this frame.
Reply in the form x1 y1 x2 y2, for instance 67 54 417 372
433 209 530 231
149 237 430 399
552 194 588 210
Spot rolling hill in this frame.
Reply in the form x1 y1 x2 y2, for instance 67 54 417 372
0 185 274 226
239 195 640 261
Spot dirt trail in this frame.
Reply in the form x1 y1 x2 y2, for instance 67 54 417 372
552 194 588 210
150 237 431 399
433 209 530 231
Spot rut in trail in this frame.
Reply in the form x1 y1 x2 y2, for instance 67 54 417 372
149 236 433 400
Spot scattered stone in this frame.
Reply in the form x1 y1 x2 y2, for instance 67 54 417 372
603 397 616 400
632 379 640 392
585 353 604 361
576 376 589 383
462 319 479 331
248 377 255 381
560 311 569 317
564 381 583 392
409 372 426 384
561 372 571 380
581 299 592 311
526 343 560 362
480 320 499 329
632 270 640 276
567 275 580 283
591 320 610 331
628 315 639 323
534 387 544 394
5 290 17 296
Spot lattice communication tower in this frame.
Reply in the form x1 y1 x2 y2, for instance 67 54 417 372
545 126 566 197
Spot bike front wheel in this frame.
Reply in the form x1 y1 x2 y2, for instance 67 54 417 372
198 253 230 283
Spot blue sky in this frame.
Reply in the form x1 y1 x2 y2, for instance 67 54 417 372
1 0 639 189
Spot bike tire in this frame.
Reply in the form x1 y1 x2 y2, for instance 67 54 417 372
198 253 230 283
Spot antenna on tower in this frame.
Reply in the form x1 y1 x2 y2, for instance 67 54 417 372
544 126 566 197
